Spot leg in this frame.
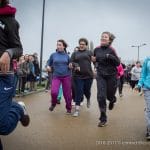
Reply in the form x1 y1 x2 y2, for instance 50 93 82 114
0 75 24 135
83 78 93 108
61 76 72 112
21 77 27 93
144 89 150 132
120 76 124 94
107 76 117 103
83 78 93 100
50 77 61 107
57 84 63 102
96 75 107 122
74 78 84 107
71 77 76 102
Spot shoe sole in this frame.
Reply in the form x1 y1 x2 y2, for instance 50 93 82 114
98 123 107 127
20 115 30 127
146 136 150 141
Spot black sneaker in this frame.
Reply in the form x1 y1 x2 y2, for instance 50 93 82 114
146 128 150 141
98 121 107 127
109 102 115 110
49 105 55 111
146 132 150 141
18 101 30 127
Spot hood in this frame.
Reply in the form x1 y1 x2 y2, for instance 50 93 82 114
0 5 16 16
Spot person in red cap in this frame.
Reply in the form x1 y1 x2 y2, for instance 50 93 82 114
0 0 30 148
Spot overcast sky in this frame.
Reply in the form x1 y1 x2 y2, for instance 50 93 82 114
11 0 150 62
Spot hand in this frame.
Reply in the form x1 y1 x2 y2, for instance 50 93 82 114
91 56 96 62
106 54 110 58
93 69 97 78
47 66 52 72
134 86 140 92
69 63 73 69
75 66 80 71
0 52 11 74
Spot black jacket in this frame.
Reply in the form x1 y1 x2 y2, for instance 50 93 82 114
94 46 120 76
71 50 93 79
0 14 23 61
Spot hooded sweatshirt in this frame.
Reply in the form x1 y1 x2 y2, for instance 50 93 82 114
0 4 23 62
138 57 150 89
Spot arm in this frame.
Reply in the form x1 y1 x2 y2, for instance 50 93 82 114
138 59 147 88
5 20 23 59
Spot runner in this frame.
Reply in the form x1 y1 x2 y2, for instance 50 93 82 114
136 57 150 140
117 63 124 97
131 61 142 92
48 39 72 114
70 38 93 117
0 0 30 147
92 31 120 127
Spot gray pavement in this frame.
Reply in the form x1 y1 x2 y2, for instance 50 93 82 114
1 82 150 150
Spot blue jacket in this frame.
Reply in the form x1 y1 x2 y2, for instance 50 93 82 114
48 51 71 77
138 57 150 89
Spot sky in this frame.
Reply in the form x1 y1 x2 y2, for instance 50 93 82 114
11 0 150 62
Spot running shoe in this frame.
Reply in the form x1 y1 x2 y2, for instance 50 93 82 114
72 110 79 117
18 101 30 127
49 105 55 111
98 121 107 127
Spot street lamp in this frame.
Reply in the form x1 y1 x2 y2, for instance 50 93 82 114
39 0 46 85
131 43 147 61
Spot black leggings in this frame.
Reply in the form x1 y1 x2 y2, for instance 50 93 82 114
97 75 117 122
131 80 141 92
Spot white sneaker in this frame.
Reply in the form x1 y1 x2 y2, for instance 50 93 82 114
80 102 83 106
72 102 75 106
18 101 30 126
72 111 79 117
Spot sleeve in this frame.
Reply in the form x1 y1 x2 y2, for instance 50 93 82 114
48 54 54 67
108 48 120 66
138 59 147 87
118 64 124 77
5 19 23 59
89 50 94 57
70 52 75 62
131 67 136 76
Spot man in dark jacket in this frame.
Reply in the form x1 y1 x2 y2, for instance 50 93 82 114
0 0 30 147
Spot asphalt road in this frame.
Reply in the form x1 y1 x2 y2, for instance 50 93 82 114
1 82 150 150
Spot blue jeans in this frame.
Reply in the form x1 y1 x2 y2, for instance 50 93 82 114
0 75 23 135
74 78 93 106
12 73 18 97
143 88 150 132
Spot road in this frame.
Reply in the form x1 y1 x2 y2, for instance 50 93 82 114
1 81 150 150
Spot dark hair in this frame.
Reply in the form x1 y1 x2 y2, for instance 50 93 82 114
57 39 68 49
136 61 140 64
0 0 9 7
102 31 116 45
79 38 89 46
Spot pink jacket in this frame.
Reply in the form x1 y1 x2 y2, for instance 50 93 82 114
117 64 124 79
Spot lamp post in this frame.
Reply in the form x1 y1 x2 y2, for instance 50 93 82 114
131 43 146 61
39 0 46 85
